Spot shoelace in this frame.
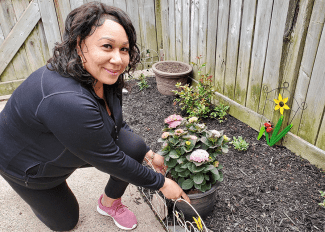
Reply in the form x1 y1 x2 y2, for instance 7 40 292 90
115 201 127 214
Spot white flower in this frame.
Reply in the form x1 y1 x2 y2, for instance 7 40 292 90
210 130 221 138
197 124 205 129
188 117 198 123
190 149 209 163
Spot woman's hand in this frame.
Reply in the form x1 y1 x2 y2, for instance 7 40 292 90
145 150 167 175
159 178 190 203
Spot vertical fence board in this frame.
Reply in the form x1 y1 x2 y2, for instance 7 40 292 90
168 0 176 60
37 21 51 61
155 0 163 51
235 0 256 105
100 0 114 6
0 0 31 81
144 0 158 54
279 0 314 137
70 0 84 10
114 0 126 11
298 24 325 145
246 0 273 112
206 0 218 78
290 0 325 134
316 114 325 150
258 0 290 124
54 0 71 36
182 0 190 63
126 0 142 54
175 0 183 61
197 0 208 72
160 0 169 60
214 0 229 93
14 0 48 71
38 0 62 54
224 0 242 100
190 0 199 67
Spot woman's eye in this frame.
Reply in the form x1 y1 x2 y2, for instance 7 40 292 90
121 47 129 52
103 44 112 49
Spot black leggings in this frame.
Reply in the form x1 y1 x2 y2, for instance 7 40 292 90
1 128 148 231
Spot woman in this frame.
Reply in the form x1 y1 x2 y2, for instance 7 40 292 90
0 2 189 231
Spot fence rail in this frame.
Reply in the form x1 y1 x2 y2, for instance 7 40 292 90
0 0 324 161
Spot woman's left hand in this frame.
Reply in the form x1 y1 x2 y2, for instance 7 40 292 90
145 150 167 175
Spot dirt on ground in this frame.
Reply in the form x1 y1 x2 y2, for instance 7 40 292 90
123 77 325 232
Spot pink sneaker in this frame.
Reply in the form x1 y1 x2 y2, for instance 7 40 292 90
97 195 137 230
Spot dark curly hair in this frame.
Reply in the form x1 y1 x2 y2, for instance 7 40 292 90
47 2 140 91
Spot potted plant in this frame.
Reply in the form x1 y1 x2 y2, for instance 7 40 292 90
152 61 193 96
158 114 229 219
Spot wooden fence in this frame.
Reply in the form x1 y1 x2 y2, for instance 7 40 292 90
0 0 324 162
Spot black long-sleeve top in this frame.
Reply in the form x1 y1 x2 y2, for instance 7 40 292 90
0 66 165 190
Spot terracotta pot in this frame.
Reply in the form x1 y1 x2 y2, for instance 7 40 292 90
175 183 219 220
152 61 193 96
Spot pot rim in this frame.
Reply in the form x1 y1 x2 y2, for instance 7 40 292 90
152 61 192 77
187 182 220 200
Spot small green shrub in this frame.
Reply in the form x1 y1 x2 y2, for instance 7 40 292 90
137 73 149 91
173 56 216 119
210 104 230 123
230 136 249 151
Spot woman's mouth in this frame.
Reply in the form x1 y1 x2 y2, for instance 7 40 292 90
105 68 119 76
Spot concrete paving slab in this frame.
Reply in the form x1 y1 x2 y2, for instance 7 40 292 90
0 168 166 231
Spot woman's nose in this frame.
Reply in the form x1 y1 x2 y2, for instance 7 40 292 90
110 50 122 65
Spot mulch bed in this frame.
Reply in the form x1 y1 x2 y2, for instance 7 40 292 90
123 77 325 231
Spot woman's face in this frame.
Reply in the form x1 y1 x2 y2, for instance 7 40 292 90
79 19 130 86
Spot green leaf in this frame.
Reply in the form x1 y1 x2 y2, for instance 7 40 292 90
193 173 204 184
192 165 206 173
205 165 215 171
178 170 191 177
175 165 186 173
181 179 194 190
257 126 266 140
169 150 179 159
194 183 202 191
166 158 178 168
221 145 229 153
211 168 220 181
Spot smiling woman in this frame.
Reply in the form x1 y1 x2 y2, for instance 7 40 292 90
0 2 189 231
77 19 130 97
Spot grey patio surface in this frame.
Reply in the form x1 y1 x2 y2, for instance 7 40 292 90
0 99 165 232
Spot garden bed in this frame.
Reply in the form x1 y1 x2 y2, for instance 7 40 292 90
123 77 325 231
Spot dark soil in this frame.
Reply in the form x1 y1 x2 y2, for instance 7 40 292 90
155 62 189 73
123 77 325 231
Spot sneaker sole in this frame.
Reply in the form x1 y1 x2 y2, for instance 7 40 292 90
97 205 137 230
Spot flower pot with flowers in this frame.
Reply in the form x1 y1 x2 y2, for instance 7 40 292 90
158 114 229 220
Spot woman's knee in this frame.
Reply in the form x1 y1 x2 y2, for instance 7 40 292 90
116 129 147 162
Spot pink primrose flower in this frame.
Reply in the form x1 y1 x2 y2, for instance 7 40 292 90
190 135 198 140
161 132 170 139
165 114 183 128
190 149 209 163
174 129 184 136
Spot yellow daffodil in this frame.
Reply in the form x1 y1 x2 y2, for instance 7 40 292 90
274 94 290 115
193 216 203 231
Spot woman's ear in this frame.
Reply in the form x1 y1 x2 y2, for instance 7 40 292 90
76 37 82 56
